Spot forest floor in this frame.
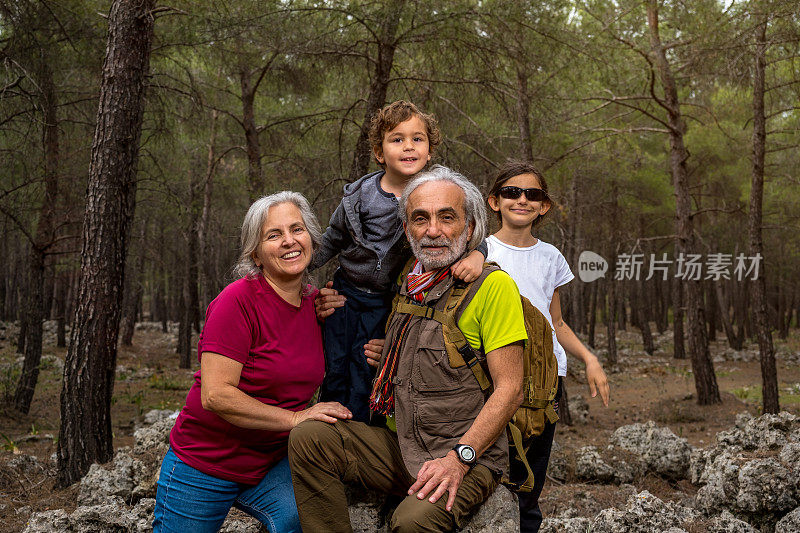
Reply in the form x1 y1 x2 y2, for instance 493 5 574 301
0 321 799 532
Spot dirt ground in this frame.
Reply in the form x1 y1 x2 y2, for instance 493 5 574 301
0 322 798 532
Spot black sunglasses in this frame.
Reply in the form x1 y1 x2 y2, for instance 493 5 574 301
497 186 549 202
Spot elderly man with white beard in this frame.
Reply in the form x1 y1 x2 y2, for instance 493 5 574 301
288 165 527 533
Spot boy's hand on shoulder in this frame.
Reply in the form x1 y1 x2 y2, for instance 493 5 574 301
315 281 346 321
451 249 485 283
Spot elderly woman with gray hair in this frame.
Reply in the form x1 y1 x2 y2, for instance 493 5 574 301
153 191 352 533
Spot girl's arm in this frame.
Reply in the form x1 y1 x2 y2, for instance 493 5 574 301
550 288 610 406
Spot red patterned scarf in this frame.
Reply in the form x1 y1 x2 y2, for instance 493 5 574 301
406 261 450 302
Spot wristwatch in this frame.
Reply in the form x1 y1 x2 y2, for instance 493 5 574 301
452 444 477 466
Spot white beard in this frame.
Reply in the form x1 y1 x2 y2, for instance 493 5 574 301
408 228 470 271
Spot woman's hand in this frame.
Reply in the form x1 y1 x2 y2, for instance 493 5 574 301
291 401 352 427
315 281 346 320
451 249 485 282
364 339 385 368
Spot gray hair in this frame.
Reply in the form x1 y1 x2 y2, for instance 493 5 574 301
234 191 322 279
399 165 487 252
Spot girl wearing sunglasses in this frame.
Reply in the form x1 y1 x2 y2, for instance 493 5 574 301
485 160 610 533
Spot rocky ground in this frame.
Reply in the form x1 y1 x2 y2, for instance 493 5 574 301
1 321 799 532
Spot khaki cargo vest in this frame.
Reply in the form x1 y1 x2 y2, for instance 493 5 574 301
380 271 509 477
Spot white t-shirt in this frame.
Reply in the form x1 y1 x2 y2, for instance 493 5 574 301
485 235 574 376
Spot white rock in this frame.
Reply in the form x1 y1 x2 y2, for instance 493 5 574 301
77 451 148 505
591 490 698 533
575 446 637 484
22 509 70 533
776 506 800 533
735 458 798 513
610 421 693 479
540 517 592 533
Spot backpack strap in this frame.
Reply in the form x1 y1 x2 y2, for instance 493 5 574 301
386 258 417 334
444 264 500 391
504 421 536 492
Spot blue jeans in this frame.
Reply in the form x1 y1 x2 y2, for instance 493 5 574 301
320 273 390 422
153 447 300 533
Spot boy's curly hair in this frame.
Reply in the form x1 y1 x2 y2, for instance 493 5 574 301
368 101 441 167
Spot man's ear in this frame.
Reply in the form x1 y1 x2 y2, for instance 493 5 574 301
467 220 475 241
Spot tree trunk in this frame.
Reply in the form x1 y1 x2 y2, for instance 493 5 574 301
784 292 795 338
0 232 6 321
17 313 27 354
654 278 667 334
12 258 25 322
606 280 618 365
120 222 146 346
199 109 218 308
14 251 45 413
348 1 405 182
777 289 791 340
647 1 718 403
616 291 627 331
733 281 747 349
634 282 655 355
573 286 586 335
587 281 597 349
630 284 641 331
14 55 60 414
55 274 67 348
564 173 583 332
606 179 619 365
672 277 687 359
750 16 778 414
57 0 155 487
240 69 263 201
177 288 191 367
715 282 739 350
514 67 534 162
153 224 168 332
705 280 717 341
178 168 200 368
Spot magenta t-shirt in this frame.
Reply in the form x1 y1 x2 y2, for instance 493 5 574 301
169 275 324 484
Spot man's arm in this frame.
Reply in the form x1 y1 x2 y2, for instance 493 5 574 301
408 341 523 511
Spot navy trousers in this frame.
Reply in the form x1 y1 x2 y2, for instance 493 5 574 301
514 377 563 533
320 273 390 423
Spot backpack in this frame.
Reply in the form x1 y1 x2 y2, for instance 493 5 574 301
388 261 559 492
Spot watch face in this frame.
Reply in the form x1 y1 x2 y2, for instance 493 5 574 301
460 446 475 462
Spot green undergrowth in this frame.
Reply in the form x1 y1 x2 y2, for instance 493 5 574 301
148 373 191 391
731 384 800 405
